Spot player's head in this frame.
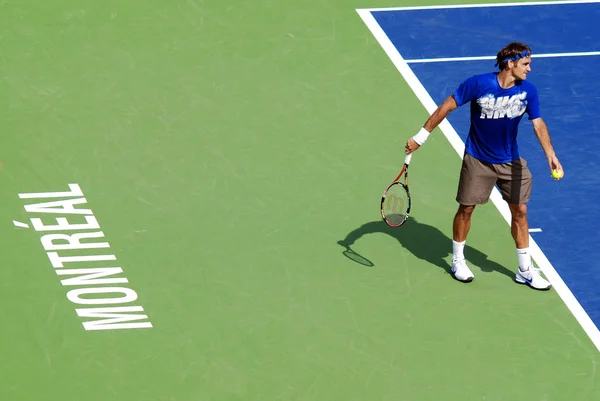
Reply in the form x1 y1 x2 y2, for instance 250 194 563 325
495 42 532 80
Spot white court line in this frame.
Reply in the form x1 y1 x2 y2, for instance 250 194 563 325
355 8 600 352
360 0 600 12
529 228 543 233
406 51 600 64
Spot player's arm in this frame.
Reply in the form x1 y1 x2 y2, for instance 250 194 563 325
531 117 564 175
405 95 459 154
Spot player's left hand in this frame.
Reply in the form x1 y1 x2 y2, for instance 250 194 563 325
548 154 564 178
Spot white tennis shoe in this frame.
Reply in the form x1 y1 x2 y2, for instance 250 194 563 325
451 259 474 283
515 267 552 290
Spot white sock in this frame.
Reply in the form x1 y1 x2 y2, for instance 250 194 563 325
452 240 466 262
517 248 531 271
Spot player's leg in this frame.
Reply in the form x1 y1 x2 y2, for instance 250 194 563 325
453 204 475 242
451 204 476 282
508 203 529 249
452 154 498 282
498 159 551 290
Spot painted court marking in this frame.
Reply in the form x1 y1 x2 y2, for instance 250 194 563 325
360 0 600 12
405 51 600 64
356 2 600 352
13 220 29 228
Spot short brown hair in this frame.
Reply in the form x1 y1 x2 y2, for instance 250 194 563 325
495 42 532 70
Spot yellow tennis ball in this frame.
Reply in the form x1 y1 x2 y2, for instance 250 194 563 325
551 169 564 179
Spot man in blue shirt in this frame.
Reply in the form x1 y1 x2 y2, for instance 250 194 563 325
405 42 563 290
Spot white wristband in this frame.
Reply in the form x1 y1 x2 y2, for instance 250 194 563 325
412 127 431 145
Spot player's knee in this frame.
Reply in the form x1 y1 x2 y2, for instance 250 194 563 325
458 204 476 216
510 203 528 220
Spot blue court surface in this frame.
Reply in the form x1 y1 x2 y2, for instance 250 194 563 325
367 1 600 343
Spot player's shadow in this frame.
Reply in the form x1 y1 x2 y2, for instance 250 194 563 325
338 217 514 279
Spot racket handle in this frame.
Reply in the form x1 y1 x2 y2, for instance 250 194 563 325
404 153 413 165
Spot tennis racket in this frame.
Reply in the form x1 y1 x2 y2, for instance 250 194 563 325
381 153 412 227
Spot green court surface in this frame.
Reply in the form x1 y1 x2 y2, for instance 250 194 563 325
1 1 598 400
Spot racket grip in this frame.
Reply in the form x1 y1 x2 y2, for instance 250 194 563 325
404 153 413 165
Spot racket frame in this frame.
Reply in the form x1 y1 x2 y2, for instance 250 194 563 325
381 154 412 227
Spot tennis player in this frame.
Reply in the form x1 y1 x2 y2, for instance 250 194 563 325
405 42 563 290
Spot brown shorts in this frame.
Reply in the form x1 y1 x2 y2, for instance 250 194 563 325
456 153 532 205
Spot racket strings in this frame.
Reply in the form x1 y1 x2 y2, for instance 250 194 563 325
383 183 410 225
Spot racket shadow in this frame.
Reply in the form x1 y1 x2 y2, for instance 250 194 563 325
338 217 514 280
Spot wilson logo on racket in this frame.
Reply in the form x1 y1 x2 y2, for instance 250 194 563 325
385 194 405 214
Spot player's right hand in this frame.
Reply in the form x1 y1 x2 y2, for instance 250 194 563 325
405 138 420 154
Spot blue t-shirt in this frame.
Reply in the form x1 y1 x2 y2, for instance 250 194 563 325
453 72 541 164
